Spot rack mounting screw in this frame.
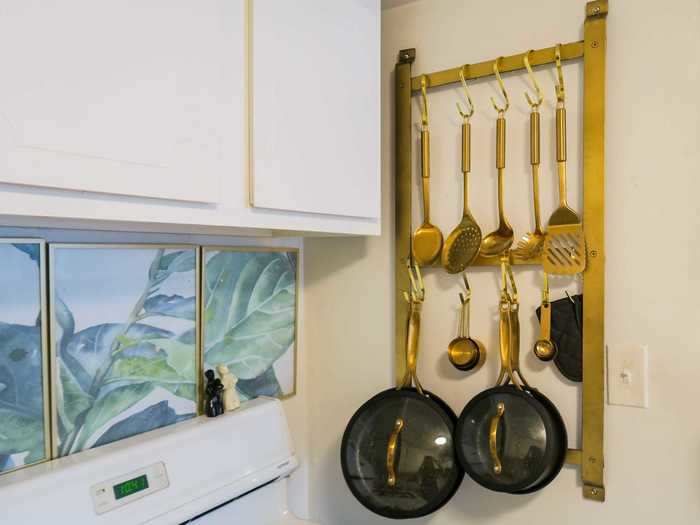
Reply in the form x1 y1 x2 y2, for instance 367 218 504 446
593 5 601 14
591 40 599 48
591 488 599 496
589 249 598 258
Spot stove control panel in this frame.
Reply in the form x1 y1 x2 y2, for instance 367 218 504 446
91 462 169 515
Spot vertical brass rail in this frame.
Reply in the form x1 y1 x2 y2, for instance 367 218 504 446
393 1 607 501
395 49 415 386
581 0 608 502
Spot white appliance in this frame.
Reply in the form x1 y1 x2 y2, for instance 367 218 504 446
0 397 318 525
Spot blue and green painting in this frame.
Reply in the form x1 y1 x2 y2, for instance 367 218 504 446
203 249 297 400
51 246 198 457
0 241 47 474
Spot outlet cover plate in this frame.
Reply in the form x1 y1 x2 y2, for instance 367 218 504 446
607 344 649 408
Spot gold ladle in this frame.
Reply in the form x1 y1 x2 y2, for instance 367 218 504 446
412 75 443 265
514 51 546 260
480 59 514 258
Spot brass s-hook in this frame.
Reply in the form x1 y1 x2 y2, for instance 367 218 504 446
490 57 510 114
420 75 429 128
456 66 475 121
554 44 565 103
523 50 543 108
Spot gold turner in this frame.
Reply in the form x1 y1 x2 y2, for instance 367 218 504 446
543 44 586 275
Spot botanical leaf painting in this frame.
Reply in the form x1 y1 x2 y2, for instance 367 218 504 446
203 249 297 400
51 246 198 457
0 241 48 474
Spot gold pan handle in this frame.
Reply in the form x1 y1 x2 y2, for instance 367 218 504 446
386 418 405 487
489 403 505 475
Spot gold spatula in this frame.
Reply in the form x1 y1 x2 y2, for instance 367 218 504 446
543 45 586 275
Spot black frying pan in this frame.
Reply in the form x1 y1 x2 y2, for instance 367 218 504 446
340 265 463 519
455 281 567 494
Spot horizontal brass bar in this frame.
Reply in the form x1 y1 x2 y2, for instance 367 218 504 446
566 448 583 465
421 254 541 268
411 41 584 92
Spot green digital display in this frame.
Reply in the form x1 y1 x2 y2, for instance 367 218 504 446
113 474 149 500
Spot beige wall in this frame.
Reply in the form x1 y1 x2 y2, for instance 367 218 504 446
304 0 700 523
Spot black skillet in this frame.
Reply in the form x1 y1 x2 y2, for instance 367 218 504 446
341 264 463 519
455 260 567 494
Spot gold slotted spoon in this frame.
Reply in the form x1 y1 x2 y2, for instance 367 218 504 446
480 58 514 258
442 67 482 273
514 51 546 260
543 45 586 274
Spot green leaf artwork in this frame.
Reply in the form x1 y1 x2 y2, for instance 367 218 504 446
203 250 297 399
51 246 198 458
0 242 48 474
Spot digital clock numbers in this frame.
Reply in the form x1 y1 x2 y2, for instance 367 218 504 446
113 474 149 500
91 462 169 515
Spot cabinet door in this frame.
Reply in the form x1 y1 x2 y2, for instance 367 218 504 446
250 0 380 219
0 1 245 203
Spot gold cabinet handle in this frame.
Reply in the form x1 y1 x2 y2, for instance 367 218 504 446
489 403 505 475
386 418 405 487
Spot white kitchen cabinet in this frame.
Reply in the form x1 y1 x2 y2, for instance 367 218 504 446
249 0 380 220
0 1 380 236
0 0 244 204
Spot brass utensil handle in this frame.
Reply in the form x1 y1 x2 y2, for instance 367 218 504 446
556 106 568 206
464 295 471 339
462 121 471 215
462 121 471 174
386 418 405 487
541 300 552 340
556 106 567 162
530 111 540 166
496 115 505 170
530 110 543 233
421 129 431 221
489 403 505 475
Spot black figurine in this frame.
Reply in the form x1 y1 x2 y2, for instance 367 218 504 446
205 369 224 417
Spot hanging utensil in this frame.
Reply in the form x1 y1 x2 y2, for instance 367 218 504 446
341 261 463 519
480 58 514 258
442 66 482 273
514 51 546 260
412 76 444 266
447 273 485 371
536 292 583 382
454 258 567 494
543 45 586 274
534 273 558 361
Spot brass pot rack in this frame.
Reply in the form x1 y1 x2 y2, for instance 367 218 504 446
394 0 607 501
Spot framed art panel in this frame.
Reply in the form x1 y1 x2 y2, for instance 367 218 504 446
201 247 298 401
49 244 199 457
0 239 50 475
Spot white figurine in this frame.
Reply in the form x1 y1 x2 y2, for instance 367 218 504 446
216 363 240 412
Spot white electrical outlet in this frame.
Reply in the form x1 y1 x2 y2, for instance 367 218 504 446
607 344 649 408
